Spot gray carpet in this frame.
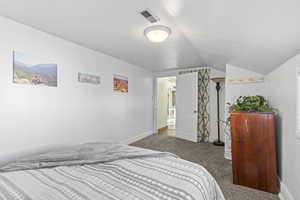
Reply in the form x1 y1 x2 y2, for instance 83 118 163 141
131 134 279 200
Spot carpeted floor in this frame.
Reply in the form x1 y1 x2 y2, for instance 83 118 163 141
131 134 279 200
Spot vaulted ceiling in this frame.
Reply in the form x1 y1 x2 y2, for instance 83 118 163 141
0 0 299 74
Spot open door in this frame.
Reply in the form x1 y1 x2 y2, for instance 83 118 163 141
176 72 198 142
156 77 176 136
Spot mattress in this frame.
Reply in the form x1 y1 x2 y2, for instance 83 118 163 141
0 143 225 200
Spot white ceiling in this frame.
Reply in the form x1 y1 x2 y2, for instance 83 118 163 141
0 0 299 74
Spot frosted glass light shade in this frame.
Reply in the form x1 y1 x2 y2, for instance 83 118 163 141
144 25 171 43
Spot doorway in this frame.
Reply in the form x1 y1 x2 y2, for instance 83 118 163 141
156 76 176 136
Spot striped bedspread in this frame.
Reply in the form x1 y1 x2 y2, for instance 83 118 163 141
0 143 225 200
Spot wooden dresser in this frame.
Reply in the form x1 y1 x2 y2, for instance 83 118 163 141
230 111 278 193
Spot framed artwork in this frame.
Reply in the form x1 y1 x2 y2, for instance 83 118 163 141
113 74 128 93
78 72 100 85
13 51 58 87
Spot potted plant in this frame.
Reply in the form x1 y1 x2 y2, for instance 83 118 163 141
228 95 272 112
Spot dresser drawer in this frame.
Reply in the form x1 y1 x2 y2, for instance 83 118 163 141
230 113 274 143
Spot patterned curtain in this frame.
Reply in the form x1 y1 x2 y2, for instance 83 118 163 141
197 69 210 142
178 68 211 143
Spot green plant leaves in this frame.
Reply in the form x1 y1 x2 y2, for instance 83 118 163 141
228 95 271 112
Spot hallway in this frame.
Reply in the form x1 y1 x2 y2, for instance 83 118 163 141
158 125 176 136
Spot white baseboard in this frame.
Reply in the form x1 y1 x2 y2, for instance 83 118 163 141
279 180 295 200
224 150 232 160
121 131 154 145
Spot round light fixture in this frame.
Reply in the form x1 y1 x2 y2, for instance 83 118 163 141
144 25 171 43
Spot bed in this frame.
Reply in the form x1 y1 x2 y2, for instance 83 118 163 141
0 143 225 200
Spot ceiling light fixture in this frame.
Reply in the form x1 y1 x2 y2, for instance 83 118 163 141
144 25 171 43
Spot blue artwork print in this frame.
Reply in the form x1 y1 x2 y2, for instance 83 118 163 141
13 51 57 87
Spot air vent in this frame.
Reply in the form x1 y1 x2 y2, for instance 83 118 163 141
140 10 159 23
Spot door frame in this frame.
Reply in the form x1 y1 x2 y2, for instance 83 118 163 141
153 75 177 133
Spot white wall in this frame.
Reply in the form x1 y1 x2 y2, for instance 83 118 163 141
0 16 154 156
155 68 225 142
224 64 266 159
265 54 300 200
224 64 266 107
156 78 170 129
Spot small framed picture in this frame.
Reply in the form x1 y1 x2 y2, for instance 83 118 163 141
113 74 128 93
78 72 100 85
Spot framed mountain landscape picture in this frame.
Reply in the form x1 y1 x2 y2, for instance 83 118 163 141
13 51 58 87
113 74 128 93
